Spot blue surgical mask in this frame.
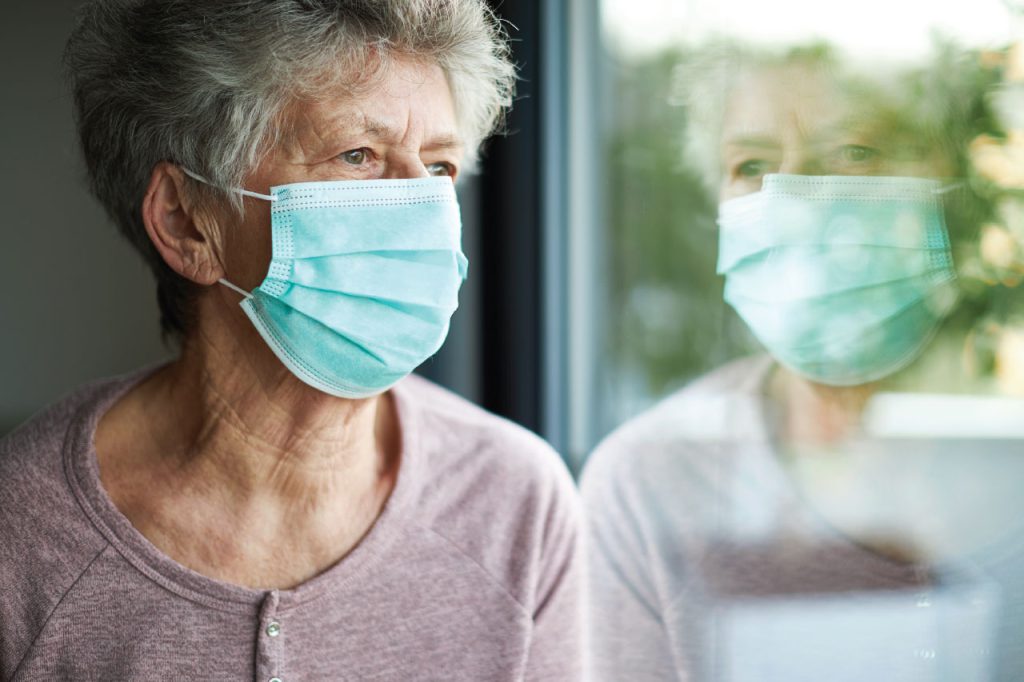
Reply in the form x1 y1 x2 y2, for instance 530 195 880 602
185 170 468 398
717 174 959 386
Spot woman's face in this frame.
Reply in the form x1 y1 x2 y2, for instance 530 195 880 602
714 61 964 393
218 57 463 292
718 63 955 202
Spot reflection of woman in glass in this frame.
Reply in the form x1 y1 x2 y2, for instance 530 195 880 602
583 45 1024 681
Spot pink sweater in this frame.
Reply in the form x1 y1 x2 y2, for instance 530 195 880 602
0 368 582 681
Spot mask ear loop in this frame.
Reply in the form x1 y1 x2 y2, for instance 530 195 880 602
180 167 273 297
218 278 253 299
181 168 278 202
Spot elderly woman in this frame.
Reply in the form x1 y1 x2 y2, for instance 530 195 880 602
583 45 1024 680
0 1 581 679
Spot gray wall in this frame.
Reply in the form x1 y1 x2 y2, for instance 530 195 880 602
1 1 170 436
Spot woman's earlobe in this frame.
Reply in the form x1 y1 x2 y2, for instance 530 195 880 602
142 162 224 285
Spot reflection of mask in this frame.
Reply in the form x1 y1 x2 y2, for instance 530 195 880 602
717 174 958 386
186 171 467 398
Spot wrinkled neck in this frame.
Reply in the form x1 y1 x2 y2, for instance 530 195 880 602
770 366 876 447
149 294 397 504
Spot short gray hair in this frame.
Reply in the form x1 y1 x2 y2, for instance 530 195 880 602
672 42 839 194
65 0 516 341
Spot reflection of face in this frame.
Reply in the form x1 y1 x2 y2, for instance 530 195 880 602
718 64 954 202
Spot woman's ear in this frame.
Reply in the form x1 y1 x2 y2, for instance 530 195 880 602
141 162 226 286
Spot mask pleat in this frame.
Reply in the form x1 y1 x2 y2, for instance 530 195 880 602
268 287 448 364
718 194 950 272
280 252 462 308
723 246 950 301
280 203 461 259
244 295 405 388
772 296 952 387
729 276 955 349
716 174 958 386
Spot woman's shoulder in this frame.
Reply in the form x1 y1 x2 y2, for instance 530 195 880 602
584 355 772 472
392 374 581 597
579 356 784 617
0 379 117 672
396 373 575 492
1 379 106 493
580 354 774 529
0 375 125 532
0 371 145 487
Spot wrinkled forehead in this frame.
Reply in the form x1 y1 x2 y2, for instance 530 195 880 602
721 64 853 144
275 57 463 157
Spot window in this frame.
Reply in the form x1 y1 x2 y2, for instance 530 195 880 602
579 0 1023 450
575 1 1024 678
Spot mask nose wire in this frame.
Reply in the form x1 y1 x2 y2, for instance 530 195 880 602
933 182 965 195
181 168 278 202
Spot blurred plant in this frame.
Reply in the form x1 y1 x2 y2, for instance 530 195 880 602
972 132 1024 189
959 40 1024 392
603 36 1024 405
603 48 757 404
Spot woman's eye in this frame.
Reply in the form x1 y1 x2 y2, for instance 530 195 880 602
426 162 455 177
339 148 369 165
736 159 769 178
840 144 880 164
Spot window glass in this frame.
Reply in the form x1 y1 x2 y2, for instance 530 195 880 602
581 2 1024 678
592 0 1021 435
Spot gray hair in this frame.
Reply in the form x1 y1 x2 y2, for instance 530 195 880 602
672 42 840 194
65 0 516 341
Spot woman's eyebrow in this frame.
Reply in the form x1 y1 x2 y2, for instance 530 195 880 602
421 134 464 151
723 135 780 149
359 116 463 151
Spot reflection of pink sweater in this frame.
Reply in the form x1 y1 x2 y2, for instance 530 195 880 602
582 355 1021 681
0 369 582 681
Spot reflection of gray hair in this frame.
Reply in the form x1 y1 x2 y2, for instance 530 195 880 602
672 40 985 196
670 44 740 194
65 0 515 339
671 42 837 193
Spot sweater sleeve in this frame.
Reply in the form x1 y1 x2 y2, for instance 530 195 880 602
581 446 682 682
523 465 585 681
0 401 110 680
